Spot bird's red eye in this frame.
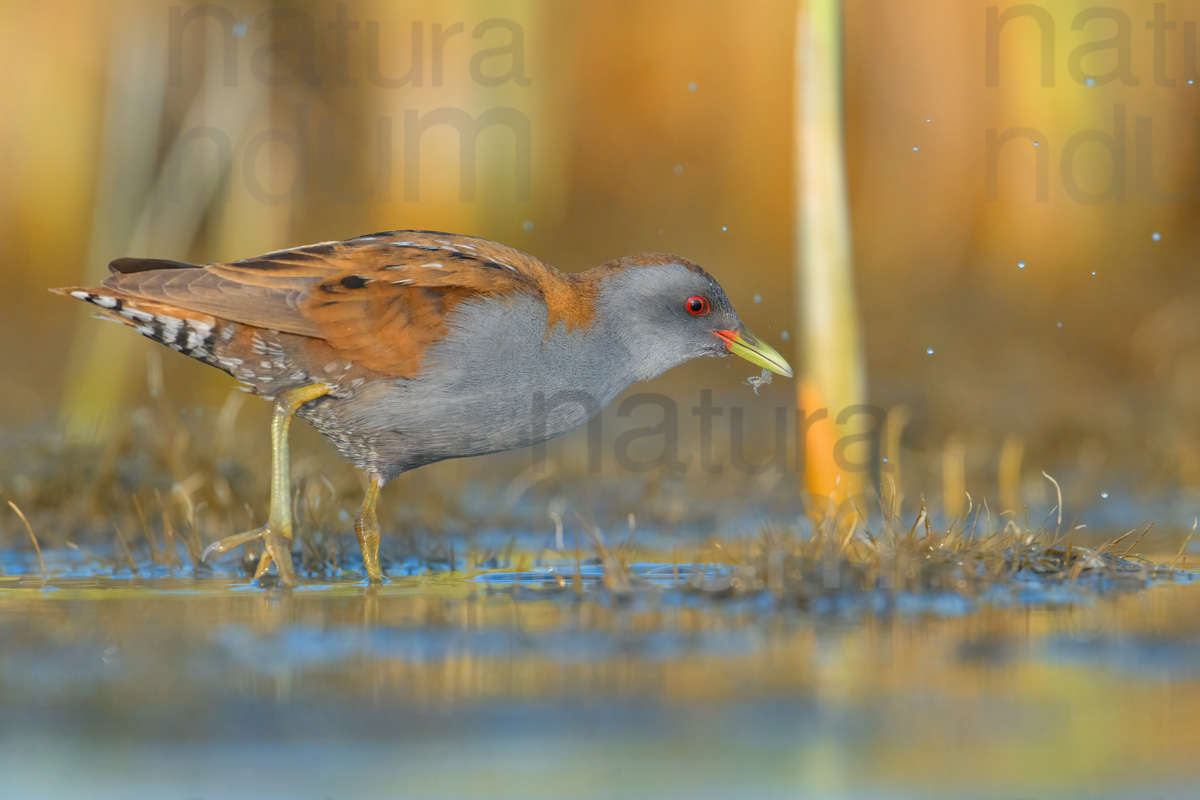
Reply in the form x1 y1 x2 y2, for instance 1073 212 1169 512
686 295 710 316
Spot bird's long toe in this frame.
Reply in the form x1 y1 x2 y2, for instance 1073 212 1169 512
200 527 267 563
201 525 297 588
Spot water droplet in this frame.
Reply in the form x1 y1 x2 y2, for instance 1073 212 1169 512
912 146 919 152
1056 322 1063 328
688 82 698 92
753 294 762 304
1100 491 1109 499
1152 231 1162 241
882 456 889 463
1017 260 1026 269
522 220 533 232
926 347 935 355
1091 270 1097 276
780 331 789 341
1033 141 1040 147
673 165 683 176
721 225 728 232
1084 76 1096 87
925 118 931 123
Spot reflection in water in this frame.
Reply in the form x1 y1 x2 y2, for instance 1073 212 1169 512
0 558 1199 798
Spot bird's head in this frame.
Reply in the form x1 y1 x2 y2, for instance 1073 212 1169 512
594 254 793 382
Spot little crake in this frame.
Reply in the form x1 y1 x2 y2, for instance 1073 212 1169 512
56 231 792 585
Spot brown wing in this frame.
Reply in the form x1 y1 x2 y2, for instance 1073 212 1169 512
92 230 567 377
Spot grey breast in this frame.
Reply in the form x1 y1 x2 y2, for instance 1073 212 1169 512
332 292 638 474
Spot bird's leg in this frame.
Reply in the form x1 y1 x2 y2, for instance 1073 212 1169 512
201 383 331 587
354 476 384 583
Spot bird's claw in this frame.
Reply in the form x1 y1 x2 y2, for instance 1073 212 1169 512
201 524 297 588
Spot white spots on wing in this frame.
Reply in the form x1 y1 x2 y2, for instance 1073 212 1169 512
70 291 90 301
391 278 414 285
186 331 208 355
93 295 118 309
290 371 307 381
343 364 353 371
457 243 476 250
187 318 214 333
323 362 339 374
260 361 273 370
251 333 268 355
157 315 184 342
123 308 154 323
420 263 444 269
135 325 155 336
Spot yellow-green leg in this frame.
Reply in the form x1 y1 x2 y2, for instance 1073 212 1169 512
201 383 331 587
355 477 384 583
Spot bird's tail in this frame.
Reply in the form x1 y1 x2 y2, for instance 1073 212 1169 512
51 285 222 359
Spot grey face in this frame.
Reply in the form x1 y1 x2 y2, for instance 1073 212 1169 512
596 260 794 382
596 262 742 381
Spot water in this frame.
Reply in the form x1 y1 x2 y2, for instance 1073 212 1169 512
2 548 1198 799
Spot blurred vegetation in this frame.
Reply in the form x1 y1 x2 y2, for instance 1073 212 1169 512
2 0 1200 527
793 0 868 502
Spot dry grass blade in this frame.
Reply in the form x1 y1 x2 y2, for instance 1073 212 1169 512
8 501 47 580
1168 519 1195 569
133 494 160 567
1042 471 1062 536
112 523 139 574
1121 522 1155 557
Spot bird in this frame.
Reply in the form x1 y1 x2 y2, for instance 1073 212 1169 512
54 230 792 586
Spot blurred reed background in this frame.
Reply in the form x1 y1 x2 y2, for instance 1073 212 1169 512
3 0 1200 531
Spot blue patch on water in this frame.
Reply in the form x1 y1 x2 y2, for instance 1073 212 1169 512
1042 634 1200 682
209 621 763 670
473 562 731 587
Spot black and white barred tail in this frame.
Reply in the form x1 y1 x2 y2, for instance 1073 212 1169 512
56 287 342 403
66 289 221 361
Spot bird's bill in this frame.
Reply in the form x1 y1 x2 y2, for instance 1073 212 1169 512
714 325 794 378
